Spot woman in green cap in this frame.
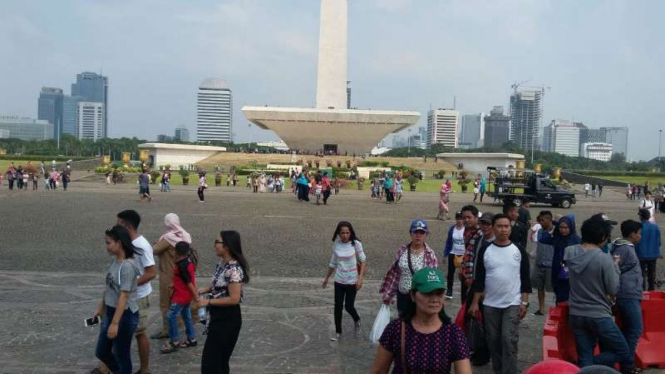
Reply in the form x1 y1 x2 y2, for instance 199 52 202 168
371 267 471 374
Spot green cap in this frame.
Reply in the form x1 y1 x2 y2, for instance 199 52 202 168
411 267 447 293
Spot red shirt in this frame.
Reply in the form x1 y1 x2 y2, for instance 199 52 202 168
172 259 196 305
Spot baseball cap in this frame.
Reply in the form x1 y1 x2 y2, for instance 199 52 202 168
479 212 495 224
410 219 429 233
411 267 447 293
589 213 618 225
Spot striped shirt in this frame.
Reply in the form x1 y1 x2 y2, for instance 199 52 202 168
329 240 366 285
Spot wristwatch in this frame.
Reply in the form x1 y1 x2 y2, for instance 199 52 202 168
520 301 530 307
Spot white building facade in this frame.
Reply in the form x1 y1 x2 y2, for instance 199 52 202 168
582 142 613 161
77 102 104 140
427 109 459 149
197 78 233 142
543 120 580 157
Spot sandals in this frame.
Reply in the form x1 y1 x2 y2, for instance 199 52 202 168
180 339 198 348
160 341 178 354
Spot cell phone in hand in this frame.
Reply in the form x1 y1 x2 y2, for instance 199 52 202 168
85 316 101 327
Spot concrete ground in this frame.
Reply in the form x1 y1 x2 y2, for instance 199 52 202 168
0 181 663 374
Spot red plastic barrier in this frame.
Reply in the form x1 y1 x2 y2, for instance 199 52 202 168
523 360 579 374
542 291 665 369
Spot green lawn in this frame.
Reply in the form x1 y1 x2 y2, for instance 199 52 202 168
580 174 665 187
0 160 35 171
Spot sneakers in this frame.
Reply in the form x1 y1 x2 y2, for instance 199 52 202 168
330 333 342 341
532 310 545 316
445 291 453 300
354 320 362 333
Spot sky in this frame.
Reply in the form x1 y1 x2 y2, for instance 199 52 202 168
1 0 664 161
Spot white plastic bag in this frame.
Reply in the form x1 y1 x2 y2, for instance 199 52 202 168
369 304 391 344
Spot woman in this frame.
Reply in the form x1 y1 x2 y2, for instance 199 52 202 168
379 220 438 316
371 267 472 374
437 181 451 220
198 231 250 374
322 221 367 341
542 215 581 304
479 176 487 203
296 170 310 201
198 172 207 202
94 225 141 374
639 191 656 222
259 174 267 193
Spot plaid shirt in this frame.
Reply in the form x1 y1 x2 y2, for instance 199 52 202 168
460 226 483 286
379 243 438 304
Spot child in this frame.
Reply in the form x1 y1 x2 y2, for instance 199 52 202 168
32 173 39 190
314 180 323 205
370 179 376 199
161 241 198 353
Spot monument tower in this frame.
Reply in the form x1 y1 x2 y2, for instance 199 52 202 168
243 0 419 154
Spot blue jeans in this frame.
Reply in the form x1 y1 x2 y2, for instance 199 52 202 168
616 298 643 367
167 302 196 343
570 315 631 368
95 306 138 374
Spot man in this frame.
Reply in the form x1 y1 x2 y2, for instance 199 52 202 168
117 210 156 374
469 213 531 374
598 182 604 199
506 203 528 249
636 208 661 291
565 217 635 373
518 200 532 227
531 211 555 316
139 170 152 202
611 220 644 372
478 213 496 250
459 205 483 304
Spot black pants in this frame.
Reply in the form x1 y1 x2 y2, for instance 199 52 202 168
396 292 411 318
49 179 56 189
447 254 457 295
384 188 394 202
202 305 242 374
323 190 331 204
641 259 657 291
334 282 360 334
198 187 205 201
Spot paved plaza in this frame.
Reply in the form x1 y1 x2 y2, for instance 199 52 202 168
0 182 663 373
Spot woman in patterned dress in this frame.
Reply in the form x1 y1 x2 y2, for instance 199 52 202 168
198 231 250 374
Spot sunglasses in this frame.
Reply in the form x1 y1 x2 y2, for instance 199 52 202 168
214 240 224 245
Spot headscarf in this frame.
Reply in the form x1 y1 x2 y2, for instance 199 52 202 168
159 213 192 246
555 214 580 248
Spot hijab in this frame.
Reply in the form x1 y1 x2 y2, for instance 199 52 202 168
160 213 192 246
555 214 580 248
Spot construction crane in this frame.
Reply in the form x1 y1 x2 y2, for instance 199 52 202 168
511 80 531 92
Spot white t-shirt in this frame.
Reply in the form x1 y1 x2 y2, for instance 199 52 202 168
451 226 466 255
132 235 155 299
482 242 523 308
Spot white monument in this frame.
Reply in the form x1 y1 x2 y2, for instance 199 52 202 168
242 0 420 155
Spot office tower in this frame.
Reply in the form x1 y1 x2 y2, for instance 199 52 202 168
601 127 629 157
71 72 108 137
578 124 606 155
174 127 190 142
62 95 83 136
483 106 510 148
542 120 580 157
157 134 174 142
38 87 64 139
77 102 104 140
461 113 485 148
427 109 459 148
582 143 613 161
510 90 542 151
197 79 233 142
0 116 54 140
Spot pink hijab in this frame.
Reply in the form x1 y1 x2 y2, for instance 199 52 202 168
159 213 192 246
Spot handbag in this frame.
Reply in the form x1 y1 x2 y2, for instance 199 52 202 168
453 255 463 268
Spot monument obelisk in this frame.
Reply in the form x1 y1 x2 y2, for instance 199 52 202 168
316 0 347 109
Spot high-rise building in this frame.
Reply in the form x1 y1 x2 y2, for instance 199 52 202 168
77 102 104 141
62 95 83 136
578 124 606 155
197 78 233 142
174 127 190 142
542 120 581 157
461 113 485 148
408 133 426 150
71 72 108 137
0 116 54 141
601 127 629 157
483 106 510 149
427 109 459 149
582 142 613 162
38 87 64 139
510 90 542 151
157 134 174 142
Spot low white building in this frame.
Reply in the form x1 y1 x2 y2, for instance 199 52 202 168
138 143 226 168
582 142 613 162
435 152 525 174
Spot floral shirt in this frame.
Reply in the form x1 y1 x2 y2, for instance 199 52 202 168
380 243 438 303
210 260 244 301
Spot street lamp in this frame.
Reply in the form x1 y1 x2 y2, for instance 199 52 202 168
407 128 412 156
659 129 662 170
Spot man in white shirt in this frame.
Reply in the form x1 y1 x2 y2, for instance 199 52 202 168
117 210 156 374
469 213 531 374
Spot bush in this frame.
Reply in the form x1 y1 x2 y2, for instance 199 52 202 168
408 175 419 186
179 168 190 178
336 179 351 188
360 161 380 167
150 171 161 184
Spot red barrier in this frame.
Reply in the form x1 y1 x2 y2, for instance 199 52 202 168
542 291 665 369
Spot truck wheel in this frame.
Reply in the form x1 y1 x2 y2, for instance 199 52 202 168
561 199 572 209
512 198 523 207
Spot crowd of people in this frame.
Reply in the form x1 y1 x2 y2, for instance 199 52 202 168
3 160 71 191
370 171 405 203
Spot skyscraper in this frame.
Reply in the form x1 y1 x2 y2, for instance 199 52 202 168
427 109 459 149
38 87 63 139
601 127 629 158
461 113 485 148
71 72 108 137
197 78 233 142
542 120 580 157
175 127 190 142
77 102 104 141
62 95 83 136
510 90 542 151
483 106 510 149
